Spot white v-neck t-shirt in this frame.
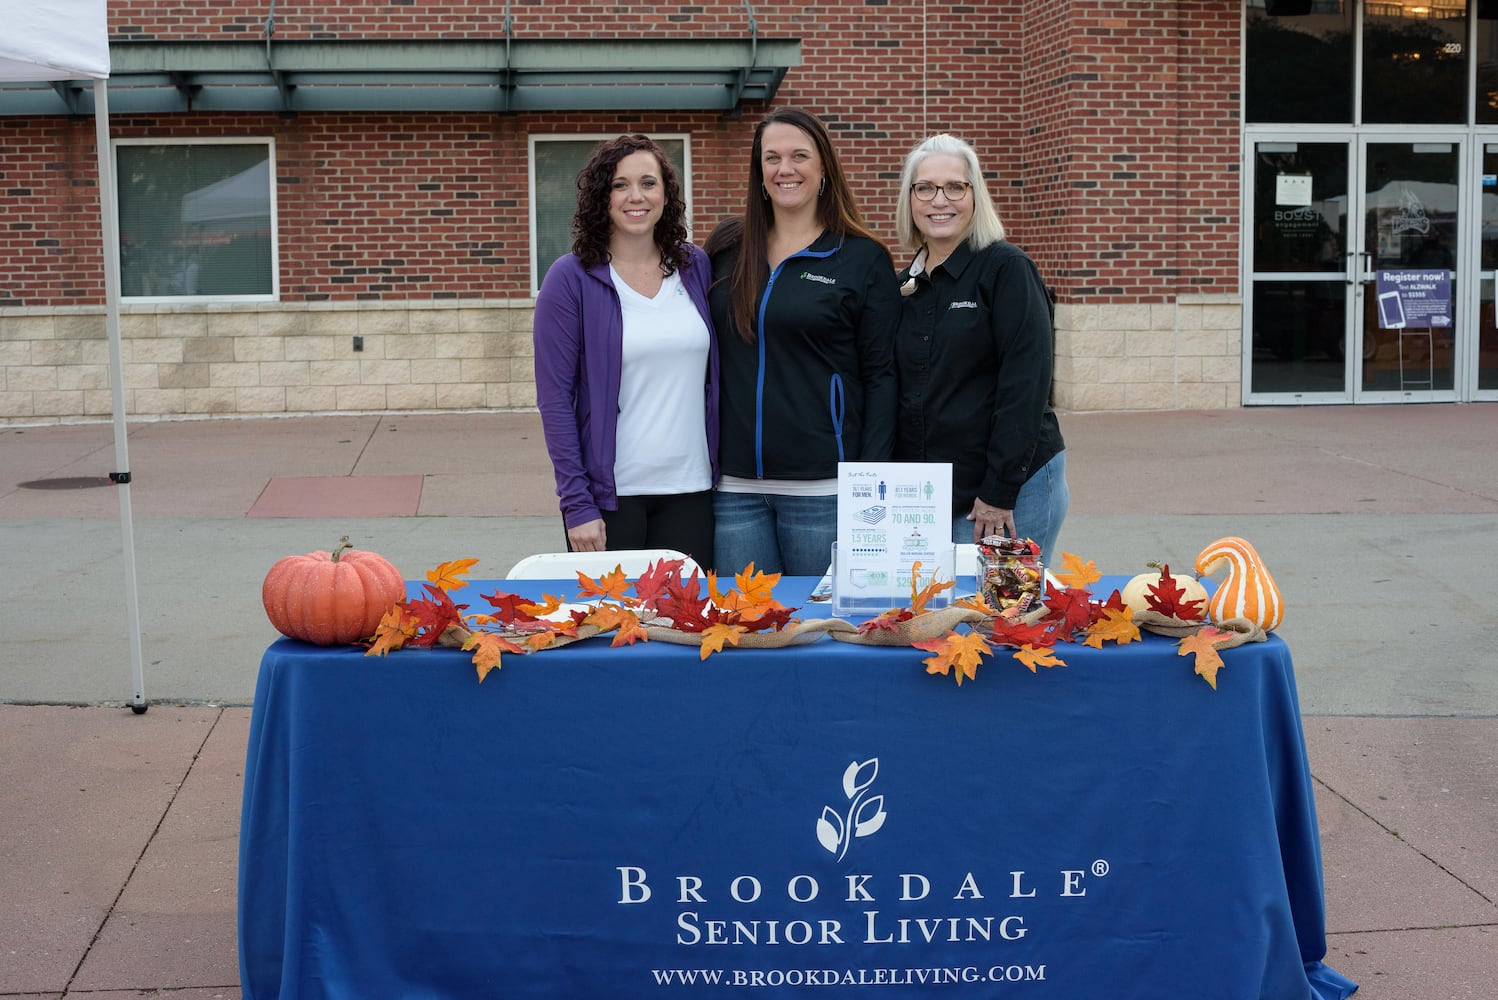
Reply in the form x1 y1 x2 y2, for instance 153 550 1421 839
610 266 712 496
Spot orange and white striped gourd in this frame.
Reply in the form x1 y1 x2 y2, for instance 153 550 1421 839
1193 536 1284 631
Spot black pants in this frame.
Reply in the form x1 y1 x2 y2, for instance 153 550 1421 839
568 490 715 569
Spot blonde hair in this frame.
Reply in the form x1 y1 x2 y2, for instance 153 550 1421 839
895 133 1005 253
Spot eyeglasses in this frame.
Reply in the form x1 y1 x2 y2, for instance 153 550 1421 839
911 181 971 202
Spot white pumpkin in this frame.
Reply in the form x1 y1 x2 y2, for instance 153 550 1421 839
1120 563 1209 617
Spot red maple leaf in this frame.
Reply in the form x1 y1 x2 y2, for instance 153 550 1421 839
857 609 914 634
740 604 797 633
401 584 468 647
1144 564 1206 621
654 571 713 632
1042 586 1095 638
989 617 1057 649
480 589 542 625
633 558 687 605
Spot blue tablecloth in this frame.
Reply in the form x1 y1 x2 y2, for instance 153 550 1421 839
239 577 1356 999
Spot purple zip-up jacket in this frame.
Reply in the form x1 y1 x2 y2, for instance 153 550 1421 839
533 244 720 529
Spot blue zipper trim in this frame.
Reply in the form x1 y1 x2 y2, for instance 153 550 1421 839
828 373 845 463
753 242 841 478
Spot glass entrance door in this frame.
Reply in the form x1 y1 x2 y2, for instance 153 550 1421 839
1477 144 1498 398
1356 139 1460 400
1246 136 1466 402
1247 140 1354 400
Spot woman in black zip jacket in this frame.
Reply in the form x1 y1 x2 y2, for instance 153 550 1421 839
891 133 1068 567
704 107 899 577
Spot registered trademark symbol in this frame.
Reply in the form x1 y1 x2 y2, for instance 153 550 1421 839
1092 859 1109 877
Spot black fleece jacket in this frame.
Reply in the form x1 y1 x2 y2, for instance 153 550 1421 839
709 230 900 481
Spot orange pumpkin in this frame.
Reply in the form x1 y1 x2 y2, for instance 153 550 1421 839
1193 536 1284 631
262 536 406 645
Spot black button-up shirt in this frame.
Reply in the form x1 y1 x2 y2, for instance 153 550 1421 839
894 239 1064 513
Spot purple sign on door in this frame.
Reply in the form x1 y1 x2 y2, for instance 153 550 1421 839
1374 269 1452 329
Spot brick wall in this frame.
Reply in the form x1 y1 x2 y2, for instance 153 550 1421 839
1 1 1245 422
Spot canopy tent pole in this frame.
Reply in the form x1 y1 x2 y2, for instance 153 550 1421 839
93 77 147 713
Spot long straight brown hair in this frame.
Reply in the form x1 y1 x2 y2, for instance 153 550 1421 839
707 107 886 344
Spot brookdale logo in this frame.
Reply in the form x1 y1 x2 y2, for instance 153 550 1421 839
948 300 979 310
800 271 837 285
817 758 887 860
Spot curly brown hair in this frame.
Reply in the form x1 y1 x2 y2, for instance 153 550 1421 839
571 134 690 275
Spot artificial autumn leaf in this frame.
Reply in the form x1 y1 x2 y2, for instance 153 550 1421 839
583 604 648 647
365 606 419 656
462 630 525 682
1179 629 1226 688
740 604 796 633
955 592 999 615
699 622 746 660
1013 643 1066 673
990 616 1057 649
517 593 564 618
1099 588 1127 612
1145 564 1206 621
1083 606 1142 648
1053 552 1101 590
732 563 781 607
576 566 633 603
426 558 479 592
913 631 992 686
857 608 914 634
908 561 956 615
525 625 578 652
609 614 650 647
653 572 713 632
402 585 468 648
633 558 686 604
480 589 544 625
1043 586 1096 638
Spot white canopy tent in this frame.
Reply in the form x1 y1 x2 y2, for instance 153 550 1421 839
1 0 148 712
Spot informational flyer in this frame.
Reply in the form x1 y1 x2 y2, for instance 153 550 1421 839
1374 269 1452 329
832 461 953 616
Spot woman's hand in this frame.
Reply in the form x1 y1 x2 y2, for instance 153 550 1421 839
966 498 1015 544
567 518 607 553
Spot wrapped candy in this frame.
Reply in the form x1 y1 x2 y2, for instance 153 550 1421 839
977 536 1045 614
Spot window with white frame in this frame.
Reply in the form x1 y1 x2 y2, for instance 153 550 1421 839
529 134 690 293
115 139 277 300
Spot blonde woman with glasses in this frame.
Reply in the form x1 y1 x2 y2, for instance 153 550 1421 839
892 133 1068 566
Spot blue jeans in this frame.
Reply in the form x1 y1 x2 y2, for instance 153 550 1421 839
951 450 1070 568
713 491 837 577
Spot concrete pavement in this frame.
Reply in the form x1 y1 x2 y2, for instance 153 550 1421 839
2 403 1496 997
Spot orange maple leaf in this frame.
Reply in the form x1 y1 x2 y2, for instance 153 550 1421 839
525 627 573 652
365 606 418 656
518 593 564 618
1013 643 1066 673
426 558 479 592
1052 552 1100 590
1082 607 1142 648
584 604 649 647
912 631 992 686
576 566 633 602
1179 626 1232 689
705 570 730 606
908 561 956 615
462 630 525 682
609 614 650 647
955 592 999 615
699 622 746 660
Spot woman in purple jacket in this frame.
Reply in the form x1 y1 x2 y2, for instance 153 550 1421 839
533 134 719 564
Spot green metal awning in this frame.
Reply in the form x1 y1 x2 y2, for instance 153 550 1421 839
0 37 800 116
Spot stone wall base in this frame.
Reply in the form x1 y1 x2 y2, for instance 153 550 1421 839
1052 295 1245 411
2 295 1244 425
